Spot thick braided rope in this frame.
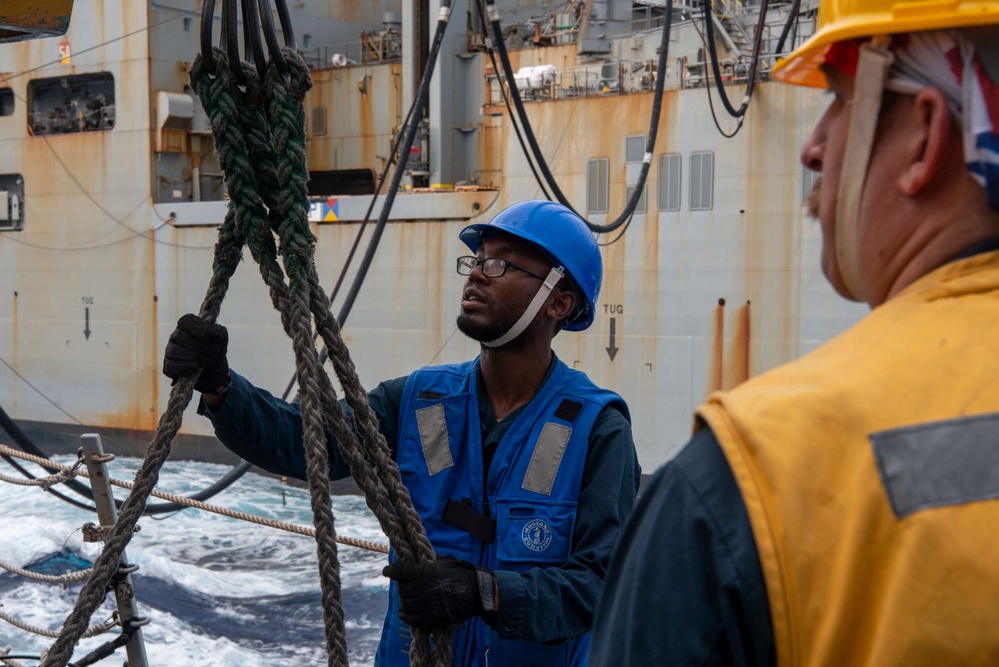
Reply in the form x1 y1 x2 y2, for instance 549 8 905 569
247 56 412 569
260 57 412 554
264 54 432 557
189 50 351 666
240 58 354 666
265 50 452 667
310 296 452 667
38 52 259 667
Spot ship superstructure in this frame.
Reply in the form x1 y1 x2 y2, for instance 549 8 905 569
0 0 867 472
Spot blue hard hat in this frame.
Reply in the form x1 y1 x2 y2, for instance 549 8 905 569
459 200 601 331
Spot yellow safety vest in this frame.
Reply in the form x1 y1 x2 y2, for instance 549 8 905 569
697 250 999 666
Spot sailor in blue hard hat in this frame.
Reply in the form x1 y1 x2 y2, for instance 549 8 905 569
164 199 640 667
376 199 636 666
455 199 602 347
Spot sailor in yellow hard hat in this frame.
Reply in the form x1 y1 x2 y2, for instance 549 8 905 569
590 1 999 665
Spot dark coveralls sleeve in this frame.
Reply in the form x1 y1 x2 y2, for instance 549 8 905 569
197 370 407 481
199 370 641 646
588 428 775 666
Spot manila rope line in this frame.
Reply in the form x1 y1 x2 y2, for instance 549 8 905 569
40 47 449 667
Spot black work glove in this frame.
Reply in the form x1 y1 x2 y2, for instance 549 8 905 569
162 314 230 395
382 556 494 628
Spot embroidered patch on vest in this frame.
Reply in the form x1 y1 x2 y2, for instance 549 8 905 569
521 519 553 552
870 412 999 519
415 403 454 475
522 423 572 495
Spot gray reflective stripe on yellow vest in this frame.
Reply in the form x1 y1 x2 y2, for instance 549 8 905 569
522 423 573 495
871 412 999 519
416 403 454 475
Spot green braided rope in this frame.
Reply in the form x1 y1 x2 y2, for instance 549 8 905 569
43 45 450 667
192 50 349 666
263 49 452 666
38 53 254 667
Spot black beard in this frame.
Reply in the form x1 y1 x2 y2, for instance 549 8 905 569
456 312 510 343
806 176 821 220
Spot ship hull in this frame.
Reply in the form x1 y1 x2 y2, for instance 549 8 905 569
0 0 865 474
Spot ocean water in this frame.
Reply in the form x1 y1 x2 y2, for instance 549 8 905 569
0 454 389 666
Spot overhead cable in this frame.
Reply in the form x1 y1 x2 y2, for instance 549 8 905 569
702 0 770 119
333 1 457 328
474 1 552 202
482 0 674 235
775 0 803 56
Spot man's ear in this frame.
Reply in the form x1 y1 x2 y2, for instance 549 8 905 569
899 86 959 197
547 288 576 322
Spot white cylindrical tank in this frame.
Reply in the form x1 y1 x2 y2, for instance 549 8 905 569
514 64 557 91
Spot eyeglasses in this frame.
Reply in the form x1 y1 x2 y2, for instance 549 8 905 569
456 256 547 281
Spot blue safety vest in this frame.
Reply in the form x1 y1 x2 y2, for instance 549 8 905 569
375 358 628 667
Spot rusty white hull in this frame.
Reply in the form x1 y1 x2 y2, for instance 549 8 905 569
0 0 866 472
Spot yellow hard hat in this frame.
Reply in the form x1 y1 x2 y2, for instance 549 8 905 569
771 0 999 87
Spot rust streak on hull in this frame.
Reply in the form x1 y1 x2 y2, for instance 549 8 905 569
729 301 751 388
711 299 725 393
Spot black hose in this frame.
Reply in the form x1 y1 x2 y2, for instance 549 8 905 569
333 0 455 328
256 0 289 74
272 0 296 50
199 0 219 75
241 0 268 79
222 0 244 86
0 402 253 515
775 0 802 56
702 0 769 119
474 0 551 202
483 0 674 235
281 100 420 399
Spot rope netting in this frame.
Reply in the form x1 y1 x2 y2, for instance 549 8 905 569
37 48 447 667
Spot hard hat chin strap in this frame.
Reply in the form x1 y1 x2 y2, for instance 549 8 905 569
836 40 895 302
482 267 564 348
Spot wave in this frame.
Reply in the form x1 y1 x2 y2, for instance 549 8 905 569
0 455 387 665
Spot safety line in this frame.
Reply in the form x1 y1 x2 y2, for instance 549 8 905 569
0 607 115 640
0 444 389 554
0 560 92 585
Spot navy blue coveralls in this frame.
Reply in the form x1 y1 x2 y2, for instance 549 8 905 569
199 355 640 666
